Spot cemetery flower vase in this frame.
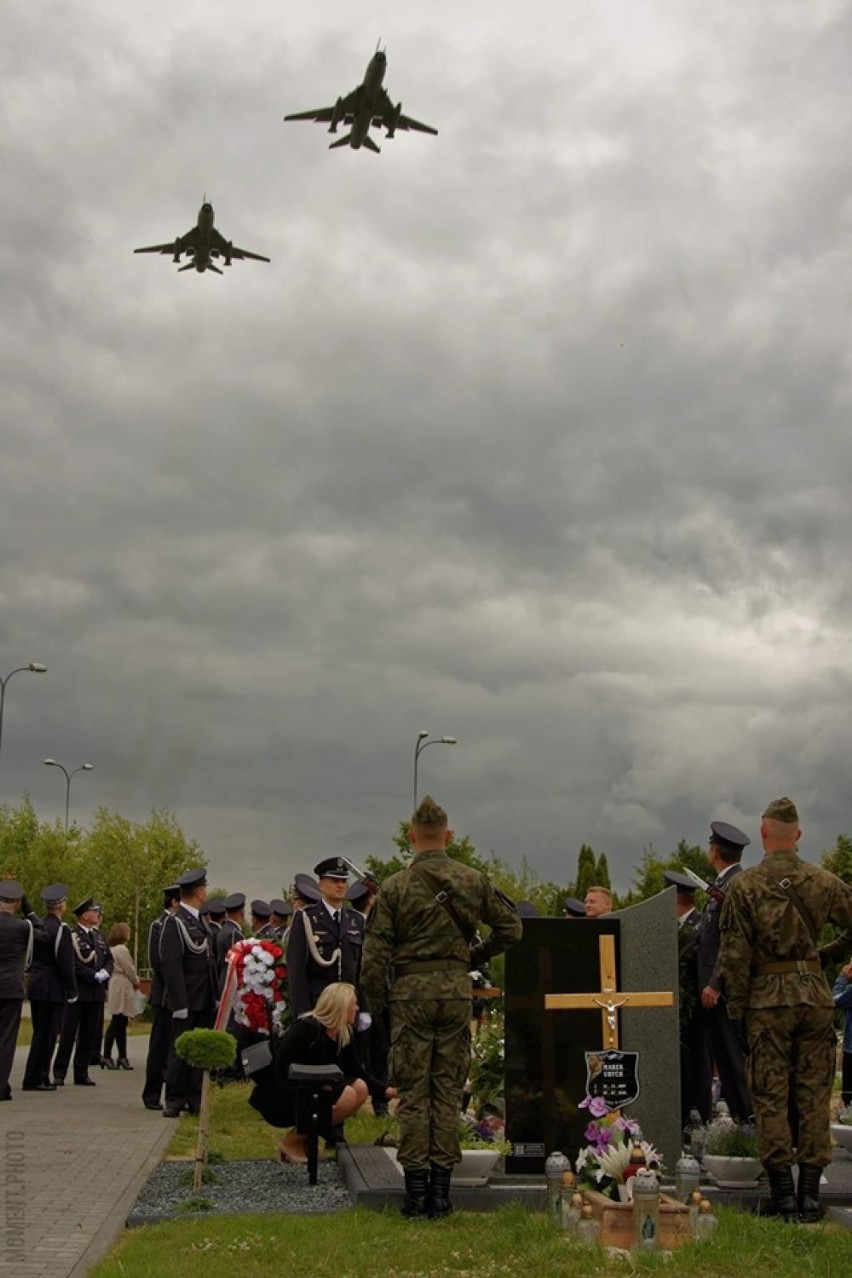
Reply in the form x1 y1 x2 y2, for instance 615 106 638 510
703 1155 764 1188
830 1123 852 1154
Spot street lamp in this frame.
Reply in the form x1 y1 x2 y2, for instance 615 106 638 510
43 759 94 836
0 662 47 763
413 731 457 809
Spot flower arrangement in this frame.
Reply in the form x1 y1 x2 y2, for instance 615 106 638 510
228 938 287 1034
459 1113 510 1152
702 1115 758 1157
467 1007 505 1118
574 1095 662 1199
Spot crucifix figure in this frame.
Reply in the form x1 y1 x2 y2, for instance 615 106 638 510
544 935 673 1049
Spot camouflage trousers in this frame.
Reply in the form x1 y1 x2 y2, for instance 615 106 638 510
389 997 471 1171
746 1004 836 1169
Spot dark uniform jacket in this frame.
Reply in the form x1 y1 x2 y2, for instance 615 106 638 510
695 864 742 992
70 925 113 1003
159 904 217 1013
286 902 365 1016
147 911 171 1008
0 912 49 999
28 914 76 1003
719 851 852 1018
215 918 244 969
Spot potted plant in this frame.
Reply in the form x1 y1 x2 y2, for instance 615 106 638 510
831 1104 852 1154
467 1007 505 1119
701 1117 763 1186
456 1119 511 1184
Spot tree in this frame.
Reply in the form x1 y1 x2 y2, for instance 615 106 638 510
594 852 611 890
823 835 852 884
574 844 597 901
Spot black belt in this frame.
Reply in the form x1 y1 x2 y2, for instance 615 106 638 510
752 959 821 975
394 959 469 974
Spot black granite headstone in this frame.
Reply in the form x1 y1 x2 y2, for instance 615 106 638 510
504 917 619 1174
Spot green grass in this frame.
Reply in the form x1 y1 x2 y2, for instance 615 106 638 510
90 1203 849 1278
15 1018 151 1048
164 1080 393 1161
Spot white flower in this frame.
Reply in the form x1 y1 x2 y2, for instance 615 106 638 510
595 1140 633 1181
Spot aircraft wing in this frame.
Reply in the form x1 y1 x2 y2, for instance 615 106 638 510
209 228 270 263
284 88 359 124
375 87 438 135
133 227 197 255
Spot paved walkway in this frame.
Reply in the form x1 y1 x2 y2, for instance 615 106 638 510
1 1032 171 1278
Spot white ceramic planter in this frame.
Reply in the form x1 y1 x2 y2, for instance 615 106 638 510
703 1154 763 1188
830 1124 852 1153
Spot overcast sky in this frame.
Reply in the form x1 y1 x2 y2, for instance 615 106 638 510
2 1 852 900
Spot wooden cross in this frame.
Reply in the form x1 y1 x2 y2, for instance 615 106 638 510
544 935 673 1049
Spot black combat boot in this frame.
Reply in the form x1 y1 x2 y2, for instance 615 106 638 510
797 1164 824 1223
429 1163 453 1220
765 1167 797 1220
401 1168 431 1219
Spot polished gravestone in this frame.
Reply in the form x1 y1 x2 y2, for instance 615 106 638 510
505 888 682 1176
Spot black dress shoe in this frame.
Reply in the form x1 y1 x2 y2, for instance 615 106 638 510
0 1089 11 1101
163 1106 184 1117
144 1101 164 1110
74 1077 97 1086
22 1083 57 1092
52 1076 65 1087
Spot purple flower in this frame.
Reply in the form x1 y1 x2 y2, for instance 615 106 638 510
587 1096 609 1118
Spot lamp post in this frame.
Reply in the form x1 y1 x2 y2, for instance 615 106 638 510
0 662 47 763
43 759 94 836
413 731 457 809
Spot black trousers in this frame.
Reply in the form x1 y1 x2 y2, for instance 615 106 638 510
90 1003 105 1064
0 999 23 1098
842 1050 852 1106
53 1001 102 1081
104 1014 128 1059
680 1011 713 1125
23 1001 65 1087
703 1001 751 1120
165 1009 215 1111
142 1004 171 1104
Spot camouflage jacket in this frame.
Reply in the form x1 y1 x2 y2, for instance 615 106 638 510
360 848 523 1015
718 850 852 1019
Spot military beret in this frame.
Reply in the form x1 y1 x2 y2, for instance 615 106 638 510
206 897 227 917
269 897 293 918
517 899 540 918
41 882 69 906
177 867 207 890
224 892 246 911
762 797 799 824
0 879 25 902
709 821 751 856
664 870 698 894
293 873 321 903
412 795 447 825
562 897 587 918
345 881 373 904
72 896 97 916
251 898 272 918
314 857 350 880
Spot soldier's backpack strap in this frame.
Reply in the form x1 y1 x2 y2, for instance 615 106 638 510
768 872 820 947
407 860 476 946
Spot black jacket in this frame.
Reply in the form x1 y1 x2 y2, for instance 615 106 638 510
695 864 742 991
0 911 49 1000
159 905 217 1012
71 925 114 1003
28 914 77 1003
286 903 364 1016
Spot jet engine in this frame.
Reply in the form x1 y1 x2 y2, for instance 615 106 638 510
224 241 233 266
329 97 344 133
172 240 181 263
386 102 403 138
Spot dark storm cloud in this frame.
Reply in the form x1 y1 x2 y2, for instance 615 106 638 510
2 2 852 898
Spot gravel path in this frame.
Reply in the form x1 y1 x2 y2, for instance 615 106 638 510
127 1158 352 1224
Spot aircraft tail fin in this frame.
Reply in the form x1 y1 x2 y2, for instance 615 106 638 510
329 132 352 149
177 261 196 272
362 134 381 154
206 263 223 275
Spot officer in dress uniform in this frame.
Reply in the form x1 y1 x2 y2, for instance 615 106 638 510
719 798 852 1220
141 883 180 1110
159 867 217 1117
286 858 366 1016
0 880 49 1101
52 897 113 1086
694 820 752 1120
665 870 712 1124
250 899 278 940
215 892 246 983
22 883 77 1091
269 899 293 940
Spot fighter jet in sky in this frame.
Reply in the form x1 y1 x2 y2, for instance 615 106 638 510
284 46 438 154
133 201 270 273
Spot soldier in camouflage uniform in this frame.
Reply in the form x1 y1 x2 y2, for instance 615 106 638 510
719 797 852 1221
361 797 522 1220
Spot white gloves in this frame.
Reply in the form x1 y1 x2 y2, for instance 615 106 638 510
356 1012 373 1031
173 1008 189 1020
95 968 109 983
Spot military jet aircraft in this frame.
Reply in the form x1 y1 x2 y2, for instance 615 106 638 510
134 201 270 273
284 47 437 153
